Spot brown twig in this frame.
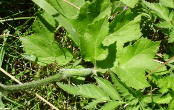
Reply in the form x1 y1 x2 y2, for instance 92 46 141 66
151 56 174 73
146 56 174 78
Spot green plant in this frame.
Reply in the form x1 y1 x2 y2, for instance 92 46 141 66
2 0 174 109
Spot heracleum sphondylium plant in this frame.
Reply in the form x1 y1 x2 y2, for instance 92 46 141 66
2 0 174 109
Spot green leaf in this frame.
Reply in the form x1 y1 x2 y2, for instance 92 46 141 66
72 0 111 24
109 10 136 33
114 38 160 89
99 101 121 110
111 73 135 101
143 94 173 104
22 54 36 62
143 0 170 22
47 0 85 18
68 0 112 63
95 77 120 100
31 12 56 34
125 104 141 110
84 97 109 109
96 43 116 69
169 28 174 43
69 0 111 45
157 74 174 93
103 15 142 47
154 94 172 104
32 0 59 17
33 0 112 48
57 83 79 95
57 16 81 45
92 0 111 22
120 0 139 8
58 0 111 46
168 98 174 110
156 21 173 29
160 0 174 9
80 18 109 63
32 0 84 18
21 12 72 66
57 83 110 99
32 0 82 45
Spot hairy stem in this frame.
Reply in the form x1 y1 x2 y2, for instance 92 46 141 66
0 68 95 92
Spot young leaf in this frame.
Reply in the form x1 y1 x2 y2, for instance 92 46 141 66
120 0 139 8
103 15 142 47
95 77 120 100
21 12 72 66
57 83 110 99
114 38 160 89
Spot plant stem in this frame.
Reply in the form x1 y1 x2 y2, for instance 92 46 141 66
0 17 35 23
0 68 95 92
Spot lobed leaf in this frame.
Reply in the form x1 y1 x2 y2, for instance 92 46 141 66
21 12 72 65
32 0 83 45
111 73 135 101
103 14 142 47
114 38 160 89
95 77 120 100
57 83 110 99
79 18 109 63
84 98 109 109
